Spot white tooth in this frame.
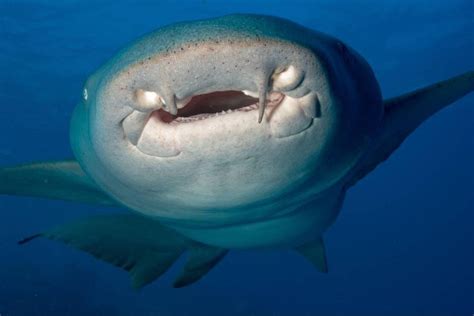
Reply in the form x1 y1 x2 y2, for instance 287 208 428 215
242 90 259 98
135 89 163 112
272 65 304 92
176 96 192 109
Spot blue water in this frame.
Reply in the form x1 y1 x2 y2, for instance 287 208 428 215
0 1 473 315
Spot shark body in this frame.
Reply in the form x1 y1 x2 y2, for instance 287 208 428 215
1 14 473 288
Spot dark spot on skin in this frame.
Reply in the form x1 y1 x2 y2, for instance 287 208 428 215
180 47 184 51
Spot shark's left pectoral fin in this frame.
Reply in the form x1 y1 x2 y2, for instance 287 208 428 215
18 213 227 288
173 245 228 288
0 160 116 206
295 237 328 273
349 71 474 187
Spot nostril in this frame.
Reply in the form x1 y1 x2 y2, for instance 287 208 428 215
135 89 164 112
271 65 304 92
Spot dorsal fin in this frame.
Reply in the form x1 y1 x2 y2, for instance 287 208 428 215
348 71 474 187
0 160 116 206
19 213 227 288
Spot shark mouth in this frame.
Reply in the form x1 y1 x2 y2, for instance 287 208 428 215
122 87 317 157
121 65 319 157
154 90 284 124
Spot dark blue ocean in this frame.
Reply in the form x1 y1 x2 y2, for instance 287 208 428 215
0 1 473 315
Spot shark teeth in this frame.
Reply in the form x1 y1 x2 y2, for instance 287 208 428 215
171 92 283 124
133 88 284 123
173 103 260 123
242 90 259 98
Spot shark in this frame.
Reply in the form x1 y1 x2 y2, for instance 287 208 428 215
1 14 473 289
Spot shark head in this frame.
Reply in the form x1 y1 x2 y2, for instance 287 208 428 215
71 14 382 227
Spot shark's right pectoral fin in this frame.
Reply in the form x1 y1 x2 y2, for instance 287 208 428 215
19 213 228 289
0 160 116 206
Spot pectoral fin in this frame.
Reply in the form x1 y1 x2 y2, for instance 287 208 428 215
173 245 228 288
295 237 328 273
0 160 116 206
19 213 227 288
348 71 474 187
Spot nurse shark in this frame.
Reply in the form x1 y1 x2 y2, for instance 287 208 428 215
1 14 473 288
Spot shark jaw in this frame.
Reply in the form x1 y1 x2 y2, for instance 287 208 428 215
122 87 318 158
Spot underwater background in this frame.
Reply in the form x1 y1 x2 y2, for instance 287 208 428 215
0 0 472 315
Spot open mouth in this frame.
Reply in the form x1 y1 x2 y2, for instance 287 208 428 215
122 86 316 157
121 64 317 157
155 90 285 124
137 90 285 124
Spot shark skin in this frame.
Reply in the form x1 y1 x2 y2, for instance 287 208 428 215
1 14 473 288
